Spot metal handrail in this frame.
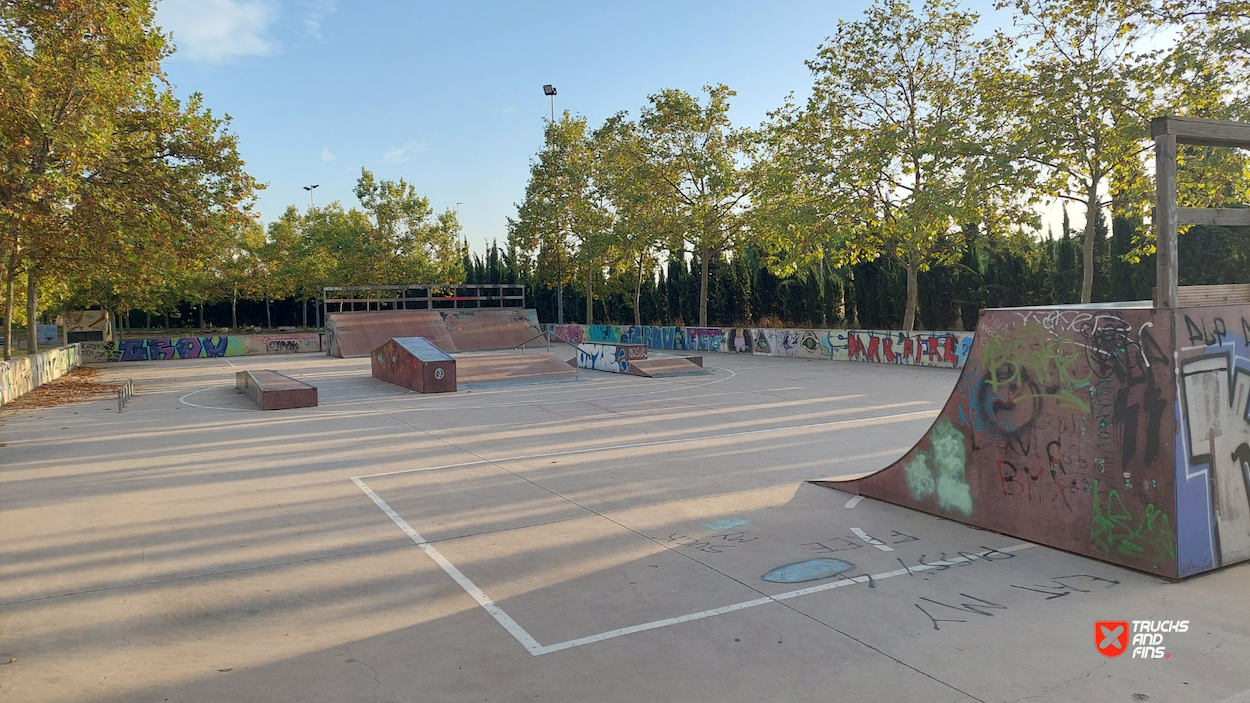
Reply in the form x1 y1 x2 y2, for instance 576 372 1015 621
513 329 552 353
117 379 134 413
512 328 594 376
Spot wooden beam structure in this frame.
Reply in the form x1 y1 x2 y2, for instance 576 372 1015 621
1177 207 1250 227
1152 116 1250 308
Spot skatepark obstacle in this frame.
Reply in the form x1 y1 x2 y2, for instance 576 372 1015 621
815 301 1250 579
326 309 544 358
235 370 318 410
372 337 457 393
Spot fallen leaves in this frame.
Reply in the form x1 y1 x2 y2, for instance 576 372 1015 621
0 367 122 412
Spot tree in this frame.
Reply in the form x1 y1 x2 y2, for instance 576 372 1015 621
509 113 614 325
633 85 755 327
595 117 668 326
789 0 1031 330
353 168 463 284
1000 0 1161 303
0 0 258 356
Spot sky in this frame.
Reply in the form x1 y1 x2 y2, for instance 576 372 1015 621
155 0 1031 256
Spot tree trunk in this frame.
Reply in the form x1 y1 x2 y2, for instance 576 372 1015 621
698 245 710 327
3 261 13 360
231 290 238 329
634 254 644 327
585 265 593 325
315 295 321 329
26 267 37 354
265 293 271 329
302 299 308 328
199 303 204 329
1082 180 1099 304
904 261 919 332
145 311 151 331
163 308 170 331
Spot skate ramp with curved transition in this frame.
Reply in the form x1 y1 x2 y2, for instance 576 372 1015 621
326 309 543 358
815 302 1250 579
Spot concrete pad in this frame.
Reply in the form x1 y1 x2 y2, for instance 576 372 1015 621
1 350 1247 703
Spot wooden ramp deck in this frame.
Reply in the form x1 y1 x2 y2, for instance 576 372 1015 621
454 353 577 388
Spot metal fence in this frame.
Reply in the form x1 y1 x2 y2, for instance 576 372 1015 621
322 285 525 315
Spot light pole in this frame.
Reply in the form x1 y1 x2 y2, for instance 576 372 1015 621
303 184 319 208
543 84 563 325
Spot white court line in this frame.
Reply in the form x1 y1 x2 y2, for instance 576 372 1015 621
851 527 895 552
844 496 864 509
352 408 939 480
351 477 544 654
535 544 1035 655
351 472 1036 658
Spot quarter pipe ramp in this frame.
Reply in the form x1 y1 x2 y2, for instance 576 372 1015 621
816 302 1250 579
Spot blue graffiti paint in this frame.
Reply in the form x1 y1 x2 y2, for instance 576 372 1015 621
704 517 750 530
761 558 855 583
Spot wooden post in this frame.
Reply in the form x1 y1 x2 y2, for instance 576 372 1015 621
1155 132 1178 308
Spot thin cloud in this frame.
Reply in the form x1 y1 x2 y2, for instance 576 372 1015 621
157 0 278 63
500 106 517 114
383 140 429 165
321 146 335 162
300 0 338 38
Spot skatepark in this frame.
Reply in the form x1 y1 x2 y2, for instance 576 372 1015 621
2 303 1250 701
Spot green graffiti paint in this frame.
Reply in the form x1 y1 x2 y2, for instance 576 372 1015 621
931 419 973 516
902 419 972 516
979 324 1093 413
905 453 935 500
1090 478 1175 564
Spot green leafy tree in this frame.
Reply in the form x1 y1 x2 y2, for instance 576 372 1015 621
787 0 1031 331
633 85 755 327
509 113 614 324
999 0 1162 303
0 0 257 356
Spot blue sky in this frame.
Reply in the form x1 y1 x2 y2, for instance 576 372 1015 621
156 0 1018 255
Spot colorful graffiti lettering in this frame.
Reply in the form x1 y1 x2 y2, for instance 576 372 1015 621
81 334 323 363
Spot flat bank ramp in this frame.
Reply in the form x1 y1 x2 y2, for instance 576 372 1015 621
456 353 576 388
626 357 708 378
326 309 542 358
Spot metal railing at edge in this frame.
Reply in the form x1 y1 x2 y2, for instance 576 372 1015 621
513 329 590 375
117 379 134 412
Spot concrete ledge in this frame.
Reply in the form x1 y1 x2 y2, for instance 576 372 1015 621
0 344 81 407
235 370 318 411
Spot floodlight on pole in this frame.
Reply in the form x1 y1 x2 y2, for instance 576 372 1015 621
303 184 320 208
543 84 563 324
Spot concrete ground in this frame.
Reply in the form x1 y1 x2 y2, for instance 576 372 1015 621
1 347 1248 703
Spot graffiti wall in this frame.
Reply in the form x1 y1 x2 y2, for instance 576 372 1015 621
548 324 973 368
1174 305 1250 576
81 334 323 363
575 343 647 374
821 307 1181 577
0 343 81 407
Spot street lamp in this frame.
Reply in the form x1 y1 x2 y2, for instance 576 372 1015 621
542 84 563 324
543 84 557 124
303 184 320 208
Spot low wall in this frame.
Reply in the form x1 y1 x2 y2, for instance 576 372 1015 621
549 324 974 369
0 344 82 407
81 333 324 363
